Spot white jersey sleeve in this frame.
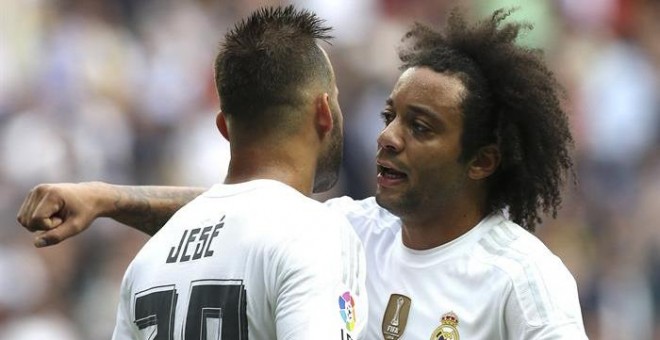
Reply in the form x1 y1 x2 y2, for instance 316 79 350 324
500 240 588 339
111 265 137 340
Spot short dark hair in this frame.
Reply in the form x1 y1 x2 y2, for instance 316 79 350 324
214 5 333 133
398 8 574 231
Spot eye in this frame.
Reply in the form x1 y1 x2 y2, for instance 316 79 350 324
412 120 431 134
380 110 395 125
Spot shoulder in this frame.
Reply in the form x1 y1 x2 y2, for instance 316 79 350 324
323 196 385 220
477 219 572 284
285 197 357 240
248 194 361 260
198 181 348 232
324 196 401 234
475 218 586 336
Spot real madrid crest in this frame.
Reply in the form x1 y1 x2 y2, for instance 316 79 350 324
381 294 411 340
429 311 460 340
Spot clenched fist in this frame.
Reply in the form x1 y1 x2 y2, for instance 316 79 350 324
17 182 112 247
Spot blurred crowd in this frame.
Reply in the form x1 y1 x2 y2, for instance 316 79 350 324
1 0 659 339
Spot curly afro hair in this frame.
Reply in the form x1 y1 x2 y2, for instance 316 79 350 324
398 8 574 231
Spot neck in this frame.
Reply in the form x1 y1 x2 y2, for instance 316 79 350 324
399 194 489 250
224 141 317 196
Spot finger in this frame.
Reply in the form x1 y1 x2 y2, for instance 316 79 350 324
40 216 64 231
19 186 50 231
19 188 45 229
33 219 80 248
17 189 36 228
29 192 64 231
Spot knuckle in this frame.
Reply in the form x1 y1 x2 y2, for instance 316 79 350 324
34 184 48 195
36 184 58 198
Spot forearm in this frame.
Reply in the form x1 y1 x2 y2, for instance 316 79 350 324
98 183 206 235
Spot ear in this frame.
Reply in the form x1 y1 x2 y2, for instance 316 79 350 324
216 111 229 141
467 144 500 180
315 92 333 137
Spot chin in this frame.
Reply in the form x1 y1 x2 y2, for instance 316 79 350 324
376 191 415 218
375 192 397 212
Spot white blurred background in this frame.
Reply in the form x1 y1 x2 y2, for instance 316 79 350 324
1 0 659 339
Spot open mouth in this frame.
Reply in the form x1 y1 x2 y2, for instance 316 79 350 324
378 165 407 180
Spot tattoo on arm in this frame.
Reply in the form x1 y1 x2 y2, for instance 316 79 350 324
111 186 205 236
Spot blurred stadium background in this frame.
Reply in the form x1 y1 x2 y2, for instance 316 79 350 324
1 0 659 339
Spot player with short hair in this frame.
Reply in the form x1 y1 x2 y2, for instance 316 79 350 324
19 8 586 339
102 6 366 339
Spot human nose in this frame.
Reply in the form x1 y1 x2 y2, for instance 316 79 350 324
377 120 403 153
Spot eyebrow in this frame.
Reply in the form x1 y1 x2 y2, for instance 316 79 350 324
408 104 438 118
385 98 439 118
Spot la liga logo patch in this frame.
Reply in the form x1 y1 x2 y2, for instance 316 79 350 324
338 291 356 331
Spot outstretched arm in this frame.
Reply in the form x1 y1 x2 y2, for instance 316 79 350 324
17 182 205 247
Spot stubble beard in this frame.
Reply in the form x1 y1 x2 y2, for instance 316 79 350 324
313 120 343 193
375 185 421 219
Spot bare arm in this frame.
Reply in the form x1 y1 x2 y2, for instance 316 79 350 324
107 184 204 235
17 182 204 247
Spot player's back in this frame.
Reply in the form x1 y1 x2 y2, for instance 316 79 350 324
112 179 366 340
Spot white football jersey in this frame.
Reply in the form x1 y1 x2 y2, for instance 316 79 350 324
325 196 587 340
112 180 367 340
